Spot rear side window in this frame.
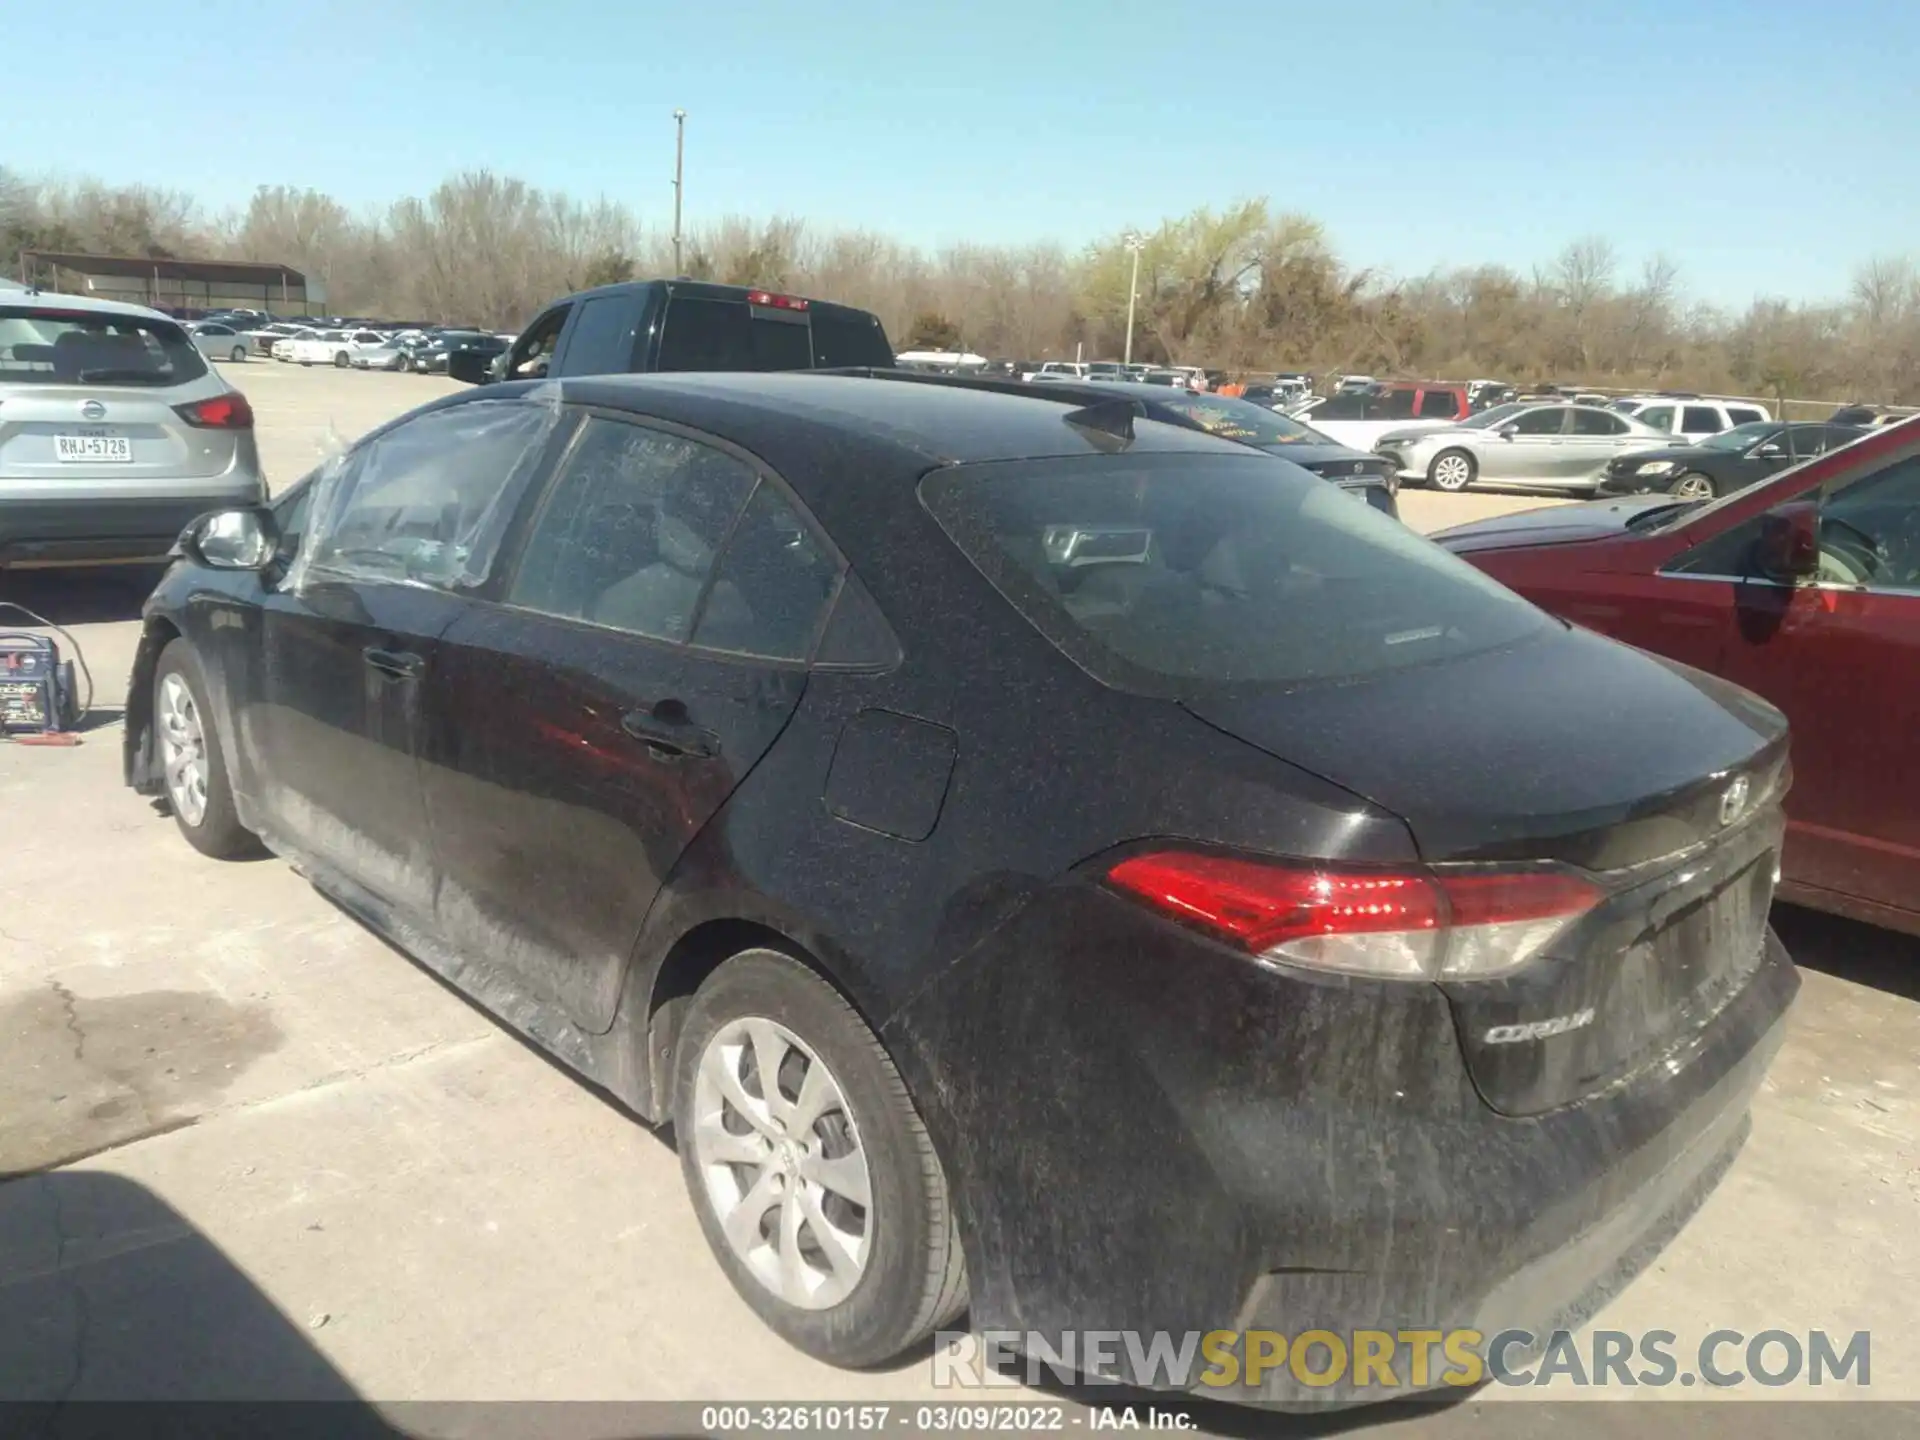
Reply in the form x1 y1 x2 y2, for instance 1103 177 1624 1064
811 307 895 367
1416 389 1460 419
560 292 645 375
690 482 842 660
1372 389 1418 420
1311 392 1366 420
1682 406 1722 433
507 416 755 642
920 453 1548 692
656 296 813 372
1638 406 1675 432
1727 407 1767 426
1570 408 1627 435
0 307 209 386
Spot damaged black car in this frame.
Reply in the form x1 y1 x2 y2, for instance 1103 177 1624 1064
123 373 1798 1406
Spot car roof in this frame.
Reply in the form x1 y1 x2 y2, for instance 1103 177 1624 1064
541 371 1247 470
0 288 176 322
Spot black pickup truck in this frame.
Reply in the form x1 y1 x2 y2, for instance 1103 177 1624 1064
455 279 895 385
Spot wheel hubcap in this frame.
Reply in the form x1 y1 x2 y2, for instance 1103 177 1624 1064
157 673 209 827
1435 455 1470 489
1674 475 1713 499
691 1017 873 1310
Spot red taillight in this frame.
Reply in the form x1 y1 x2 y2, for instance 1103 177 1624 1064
746 290 809 312
174 393 254 429
1106 851 1601 981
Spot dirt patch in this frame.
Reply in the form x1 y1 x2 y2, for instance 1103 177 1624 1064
0 986 282 1177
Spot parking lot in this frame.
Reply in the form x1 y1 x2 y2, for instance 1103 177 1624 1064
2 362 1917 1432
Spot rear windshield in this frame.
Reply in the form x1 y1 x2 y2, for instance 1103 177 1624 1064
0 307 209 387
1151 395 1330 447
920 453 1548 693
655 295 891 372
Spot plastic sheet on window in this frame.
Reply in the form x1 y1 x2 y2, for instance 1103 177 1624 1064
281 381 567 596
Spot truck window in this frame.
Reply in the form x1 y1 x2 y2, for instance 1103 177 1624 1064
811 307 895 367
657 296 813 372
559 291 646 376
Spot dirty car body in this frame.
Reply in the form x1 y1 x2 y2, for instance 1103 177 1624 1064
124 374 1796 1405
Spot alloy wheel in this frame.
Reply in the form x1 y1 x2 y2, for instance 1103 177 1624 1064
158 673 209 827
690 1016 874 1310
1671 473 1716 500
1432 452 1474 491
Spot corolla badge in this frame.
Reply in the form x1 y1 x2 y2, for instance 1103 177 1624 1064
80 400 106 420
1719 775 1752 828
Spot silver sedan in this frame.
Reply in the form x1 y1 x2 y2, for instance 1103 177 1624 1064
1374 403 1679 493
186 322 253 363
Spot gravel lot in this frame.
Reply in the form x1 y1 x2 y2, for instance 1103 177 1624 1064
1 363 1915 1433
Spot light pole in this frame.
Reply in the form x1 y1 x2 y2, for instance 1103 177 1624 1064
1122 232 1145 366
672 109 687 275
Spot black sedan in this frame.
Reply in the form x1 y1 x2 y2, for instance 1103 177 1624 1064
124 374 1796 1405
412 330 506 374
1597 421 1865 500
1017 375 1403 514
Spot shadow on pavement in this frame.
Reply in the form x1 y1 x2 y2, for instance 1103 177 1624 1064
0 567 166 629
0 1170 396 1436
1773 902 1920 1004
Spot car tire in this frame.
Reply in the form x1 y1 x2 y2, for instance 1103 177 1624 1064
334 351 350 368
299 359 311 367
1669 471 1718 500
152 640 262 860
1428 448 1478 492
673 948 968 1368
230 345 248 362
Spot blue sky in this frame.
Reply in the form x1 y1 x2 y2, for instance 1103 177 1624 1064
14 0 1915 308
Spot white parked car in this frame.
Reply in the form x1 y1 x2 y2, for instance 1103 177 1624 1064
270 327 317 361
1610 395 1771 441
287 328 389 368
1029 361 1088 380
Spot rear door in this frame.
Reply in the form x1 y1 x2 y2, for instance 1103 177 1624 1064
1563 405 1636 484
421 412 843 1029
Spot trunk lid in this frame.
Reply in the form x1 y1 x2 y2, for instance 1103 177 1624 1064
0 383 235 481
1183 624 1790 1114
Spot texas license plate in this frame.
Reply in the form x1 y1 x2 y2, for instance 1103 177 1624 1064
56 432 131 463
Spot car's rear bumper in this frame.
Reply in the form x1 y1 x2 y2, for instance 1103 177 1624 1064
0 487 262 565
889 884 1797 1407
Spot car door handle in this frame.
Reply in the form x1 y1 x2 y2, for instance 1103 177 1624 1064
363 647 424 679
621 707 720 759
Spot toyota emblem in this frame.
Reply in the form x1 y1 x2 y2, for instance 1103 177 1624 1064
80 400 106 420
1718 776 1751 828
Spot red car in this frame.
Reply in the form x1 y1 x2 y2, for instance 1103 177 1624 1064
1434 419 1920 937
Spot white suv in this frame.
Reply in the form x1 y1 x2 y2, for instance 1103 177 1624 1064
1612 395 1770 442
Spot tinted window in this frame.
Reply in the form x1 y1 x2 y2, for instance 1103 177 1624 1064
1510 407 1567 436
1727 407 1767 426
1638 405 1675 432
1682 406 1722 433
307 402 556 588
506 305 570 380
1152 395 1328 447
656 296 815 372
1311 392 1366 420
560 292 643 375
1416 389 1460 420
1570 407 1628 436
198 323 235 336
1818 454 1920 590
690 482 841 660
507 416 755 641
920 453 1548 692
0 307 209 386
811 307 893 367
1823 425 1867 452
1373 389 1418 420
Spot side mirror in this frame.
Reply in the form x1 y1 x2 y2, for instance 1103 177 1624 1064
182 507 279 570
1752 500 1820 584
1753 442 1788 460
447 349 492 385
1496 423 1519 439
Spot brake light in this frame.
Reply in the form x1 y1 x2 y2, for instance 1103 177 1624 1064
746 290 809 312
174 393 254 429
1105 851 1601 980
